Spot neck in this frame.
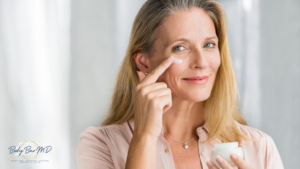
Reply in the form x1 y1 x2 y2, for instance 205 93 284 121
162 96 205 142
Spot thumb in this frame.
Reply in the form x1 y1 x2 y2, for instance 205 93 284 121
137 71 146 83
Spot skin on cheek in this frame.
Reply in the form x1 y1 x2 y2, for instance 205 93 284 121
156 63 181 94
164 63 187 97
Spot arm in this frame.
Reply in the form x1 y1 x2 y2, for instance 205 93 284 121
125 134 158 169
125 56 175 168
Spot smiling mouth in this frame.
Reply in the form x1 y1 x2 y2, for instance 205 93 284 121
182 76 209 80
182 76 209 85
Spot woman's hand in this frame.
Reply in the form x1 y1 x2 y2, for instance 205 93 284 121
133 55 174 139
206 145 254 169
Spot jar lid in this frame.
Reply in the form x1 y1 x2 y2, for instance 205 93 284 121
215 142 238 150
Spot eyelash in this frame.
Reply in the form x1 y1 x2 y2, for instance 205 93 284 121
172 43 216 51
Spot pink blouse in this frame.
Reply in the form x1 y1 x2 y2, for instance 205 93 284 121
76 118 284 169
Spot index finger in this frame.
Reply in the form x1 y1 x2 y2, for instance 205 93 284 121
139 55 174 86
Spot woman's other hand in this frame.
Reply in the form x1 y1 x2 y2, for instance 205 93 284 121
206 145 254 169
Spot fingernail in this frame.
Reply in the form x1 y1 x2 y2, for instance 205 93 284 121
231 154 237 160
206 160 214 168
173 58 182 64
167 56 173 62
216 155 223 164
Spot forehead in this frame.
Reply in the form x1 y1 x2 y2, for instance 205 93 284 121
156 7 216 46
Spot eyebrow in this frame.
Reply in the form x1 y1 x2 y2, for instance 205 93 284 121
164 36 219 48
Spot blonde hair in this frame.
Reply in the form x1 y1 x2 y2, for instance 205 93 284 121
101 0 256 144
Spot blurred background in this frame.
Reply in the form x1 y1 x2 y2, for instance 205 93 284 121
0 0 299 168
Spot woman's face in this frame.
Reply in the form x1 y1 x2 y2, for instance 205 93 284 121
141 7 221 102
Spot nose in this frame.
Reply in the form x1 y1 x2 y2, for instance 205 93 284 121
190 48 209 70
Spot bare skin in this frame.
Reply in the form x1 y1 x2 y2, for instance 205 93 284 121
126 7 253 169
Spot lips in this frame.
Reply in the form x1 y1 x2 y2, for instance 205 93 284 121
182 76 209 85
182 76 208 80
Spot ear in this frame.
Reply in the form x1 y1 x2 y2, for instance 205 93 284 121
134 52 149 72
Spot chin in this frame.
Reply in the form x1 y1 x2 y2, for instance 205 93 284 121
191 94 211 102
176 90 212 102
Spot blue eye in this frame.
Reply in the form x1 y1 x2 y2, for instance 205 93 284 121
173 45 185 51
204 43 215 48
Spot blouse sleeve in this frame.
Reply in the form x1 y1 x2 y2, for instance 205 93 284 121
264 134 284 169
76 127 115 169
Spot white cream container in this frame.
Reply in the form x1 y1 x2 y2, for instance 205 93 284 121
211 142 244 168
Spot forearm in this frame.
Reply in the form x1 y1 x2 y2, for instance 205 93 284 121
125 134 157 169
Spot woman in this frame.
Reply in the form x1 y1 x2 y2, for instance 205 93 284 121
76 0 284 169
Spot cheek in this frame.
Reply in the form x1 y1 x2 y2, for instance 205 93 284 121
208 53 221 71
168 63 185 75
157 64 183 88
208 54 220 87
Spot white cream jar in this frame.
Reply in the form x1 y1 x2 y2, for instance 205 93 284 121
211 142 244 168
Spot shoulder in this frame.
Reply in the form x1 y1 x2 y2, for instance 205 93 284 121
78 123 123 140
77 120 132 146
233 120 272 142
233 120 277 157
76 121 133 169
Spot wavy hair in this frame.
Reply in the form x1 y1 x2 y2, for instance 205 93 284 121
101 0 256 144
